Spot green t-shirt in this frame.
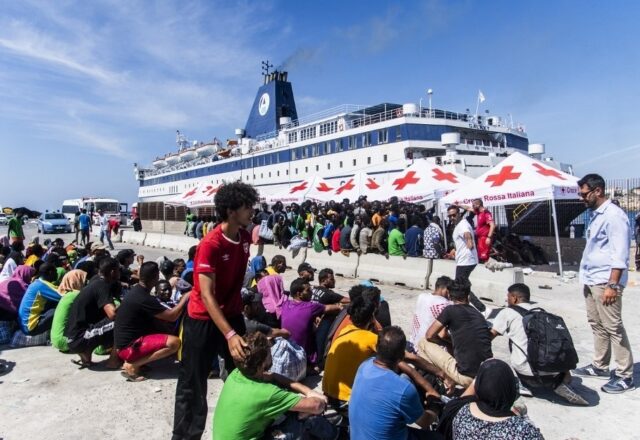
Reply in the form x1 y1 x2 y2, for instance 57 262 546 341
8 217 24 239
212 369 301 440
388 228 406 256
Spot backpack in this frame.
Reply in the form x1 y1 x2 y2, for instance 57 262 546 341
510 305 579 374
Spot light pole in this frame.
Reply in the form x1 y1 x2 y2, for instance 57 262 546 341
427 89 433 117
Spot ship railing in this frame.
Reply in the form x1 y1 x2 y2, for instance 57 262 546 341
288 104 368 129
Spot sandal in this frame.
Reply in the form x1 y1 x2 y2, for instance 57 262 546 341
71 359 93 369
121 371 147 382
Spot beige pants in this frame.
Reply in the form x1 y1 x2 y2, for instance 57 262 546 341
584 284 634 378
417 339 473 387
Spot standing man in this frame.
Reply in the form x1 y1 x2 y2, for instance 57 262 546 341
98 210 114 250
78 209 92 247
172 182 259 440
447 206 485 312
464 198 495 263
573 174 635 394
7 212 25 249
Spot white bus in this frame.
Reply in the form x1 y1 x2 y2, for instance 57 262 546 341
62 198 128 225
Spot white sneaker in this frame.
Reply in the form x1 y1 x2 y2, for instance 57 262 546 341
518 381 533 398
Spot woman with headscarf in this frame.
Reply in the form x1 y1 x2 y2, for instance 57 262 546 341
0 251 24 282
0 265 36 320
57 270 87 295
257 274 286 328
450 359 544 439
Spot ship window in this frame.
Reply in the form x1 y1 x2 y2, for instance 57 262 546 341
348 136 356 150
336 139 343 152
327 163 331 170
292 150 296 160
396 128 402 141
339 161 343 168
353 159 357 166
378 129 388 144
305 166 308 173
367 157 371 164
246 175 249 180
253 174 255 179
288 132 298 143
295 168 298 174
365 132 372 146
269 172 271 177
261 173 263 179
312 145 318 156
286 169 289 175
301 147 307 159
383 154 388 162
316 165 319 171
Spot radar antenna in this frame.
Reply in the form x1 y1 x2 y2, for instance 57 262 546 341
261 60 274 76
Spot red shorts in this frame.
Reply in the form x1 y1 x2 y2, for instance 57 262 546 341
117 334 168 363
477 236 491 263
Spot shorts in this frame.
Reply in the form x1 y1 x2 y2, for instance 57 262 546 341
117 334 169 363
67 317 114 354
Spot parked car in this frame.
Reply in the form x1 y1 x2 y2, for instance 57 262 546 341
0 213 7 225
38 212 72 234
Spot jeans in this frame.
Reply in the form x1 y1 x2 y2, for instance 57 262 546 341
100 230 114 249
454 264 486 312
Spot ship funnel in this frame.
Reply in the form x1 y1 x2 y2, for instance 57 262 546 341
245 69 298 139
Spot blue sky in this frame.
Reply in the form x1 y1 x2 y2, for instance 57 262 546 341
1 1 639 211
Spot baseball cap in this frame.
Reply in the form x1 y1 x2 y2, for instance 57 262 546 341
297 262 316 273
91 242 107 251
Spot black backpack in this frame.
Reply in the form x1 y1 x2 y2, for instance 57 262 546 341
510 305 579 374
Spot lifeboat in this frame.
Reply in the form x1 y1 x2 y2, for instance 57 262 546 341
196 143 217 157
179 148 196 162
165 153 180 165
153 157 167 168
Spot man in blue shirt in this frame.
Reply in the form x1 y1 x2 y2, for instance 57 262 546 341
349 326 440 440
404 215 424 257
573 174 635 394
78 209 92 246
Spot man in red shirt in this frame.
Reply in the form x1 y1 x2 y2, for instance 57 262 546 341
466 198 495 263
172 182 259 440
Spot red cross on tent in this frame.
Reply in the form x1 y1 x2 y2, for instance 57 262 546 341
365 178 380 189
335 179 355 195
432 168 458 183
203 185 220 196
485 166 521 187
183 188 198 198
393 171 420 190
289 181 308 194
316 182 333 192
532 163 566 180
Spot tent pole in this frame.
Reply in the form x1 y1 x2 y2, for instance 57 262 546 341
163 203 166 234
551 198 563 277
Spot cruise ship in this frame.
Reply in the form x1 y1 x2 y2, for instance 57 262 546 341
135 67 572 204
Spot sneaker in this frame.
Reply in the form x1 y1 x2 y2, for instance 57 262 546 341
572 364 610 379
554 383 589 405
601 376 636 394
518 381 533 398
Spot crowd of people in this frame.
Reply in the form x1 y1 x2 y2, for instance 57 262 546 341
0 173 635 439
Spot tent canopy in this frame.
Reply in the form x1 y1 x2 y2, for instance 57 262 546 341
166 183 221 208
440 152 579 208
312 171 385 202
265 176 337 204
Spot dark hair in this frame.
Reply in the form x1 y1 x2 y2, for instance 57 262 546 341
449 279 471 301
182 269 194 285
237 332 272 379
318 268 334 282
38 262 58 283
362 286 381 305
77 260 97 279
188 245 197 261
214 182 259 221
577 173 605 192
376 326 406 366
173 258 185 268
31 244 45 258
98 257 119 276
271 255 286 266
348 284 365 301
139 262 160 284
289 278 308 298
473 198 484 206
508 283 531 302
348 296 376 328
434 275 453 291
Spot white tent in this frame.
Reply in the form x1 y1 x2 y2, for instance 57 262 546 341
265 176 336 204
440 152 580 275
166 183 221 208
312 171 386 202
374 161 473 203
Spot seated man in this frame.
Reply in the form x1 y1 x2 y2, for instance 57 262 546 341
114 262 190 381
350 326 441 440
418 280 492 390
491 283 589 405
297 262 316 283
409 276 452 347
65 257 122 369
18 262 61 335
242 289 290 339
280 278 342 368
267 255 287 275
212 332 332 440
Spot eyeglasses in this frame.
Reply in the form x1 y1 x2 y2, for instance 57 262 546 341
578 188 595 199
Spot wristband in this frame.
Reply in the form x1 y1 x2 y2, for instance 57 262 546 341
225 330 237 341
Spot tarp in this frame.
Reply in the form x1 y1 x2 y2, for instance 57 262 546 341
165 183 221 208
439 152 580 207
312 171 385 202
374 161 473 203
